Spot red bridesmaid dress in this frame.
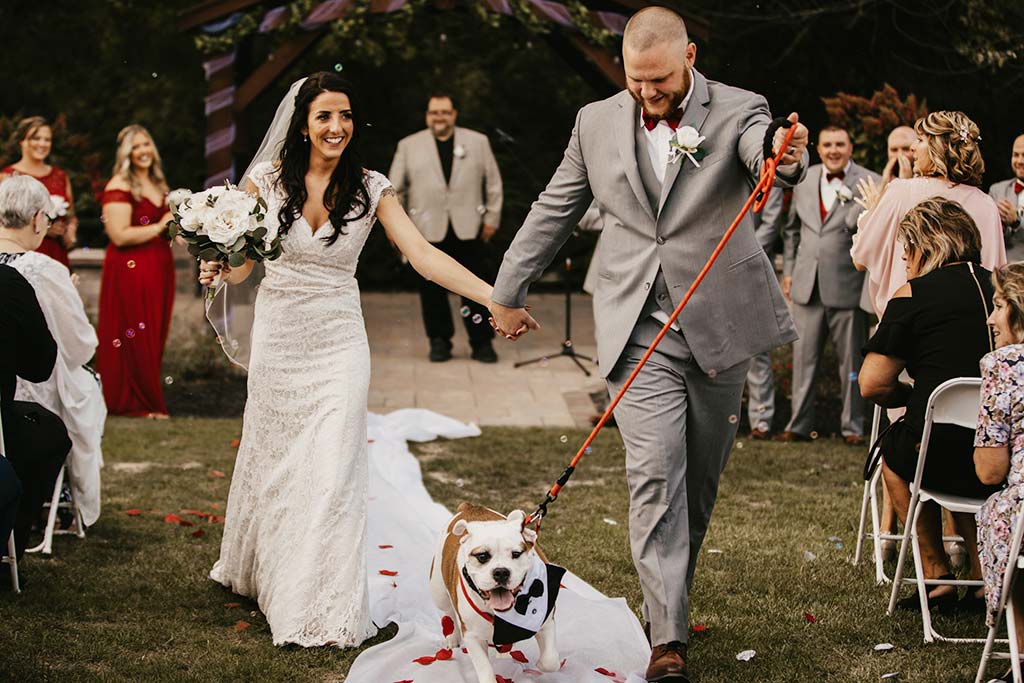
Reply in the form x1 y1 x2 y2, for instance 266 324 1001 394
95 189 175 416
1 165 72 268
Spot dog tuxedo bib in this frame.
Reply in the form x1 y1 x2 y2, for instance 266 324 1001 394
491 557 566 645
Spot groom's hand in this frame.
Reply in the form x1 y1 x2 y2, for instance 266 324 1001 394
488 301 540 340
775 112 809 167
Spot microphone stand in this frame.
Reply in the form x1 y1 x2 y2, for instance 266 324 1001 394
514 255 595 376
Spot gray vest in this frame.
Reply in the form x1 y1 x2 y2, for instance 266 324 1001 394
634 123 677 322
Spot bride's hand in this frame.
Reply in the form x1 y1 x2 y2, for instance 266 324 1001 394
199 260 230 287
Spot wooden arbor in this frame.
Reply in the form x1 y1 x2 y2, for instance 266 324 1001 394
180 0 708 187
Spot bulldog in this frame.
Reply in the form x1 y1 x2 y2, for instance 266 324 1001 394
430 503 564 683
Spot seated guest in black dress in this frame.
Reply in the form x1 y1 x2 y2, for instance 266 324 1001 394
860 197 1001 612
0 184 71 559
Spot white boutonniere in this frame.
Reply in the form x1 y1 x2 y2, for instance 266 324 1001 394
454 144 466 159
668 126 707 167
835 184 853 205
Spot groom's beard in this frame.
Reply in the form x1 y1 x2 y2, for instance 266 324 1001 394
629 74 690 120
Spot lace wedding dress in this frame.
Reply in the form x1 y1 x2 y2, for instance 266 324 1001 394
210 162 392 647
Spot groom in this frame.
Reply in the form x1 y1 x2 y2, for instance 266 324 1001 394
489 7 808 681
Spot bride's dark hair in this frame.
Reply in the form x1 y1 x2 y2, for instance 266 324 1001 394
274 71 369 246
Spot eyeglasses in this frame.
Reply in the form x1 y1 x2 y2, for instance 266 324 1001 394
40 212 55 228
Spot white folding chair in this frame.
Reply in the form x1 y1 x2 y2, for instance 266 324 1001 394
976 501 1024 683
0 407 21 593
25 461 84 556
887 377 989 643
855 403 896 584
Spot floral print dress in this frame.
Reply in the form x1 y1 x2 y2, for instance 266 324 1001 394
976 344 1024 626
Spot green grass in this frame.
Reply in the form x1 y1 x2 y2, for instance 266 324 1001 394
0 418 1000 682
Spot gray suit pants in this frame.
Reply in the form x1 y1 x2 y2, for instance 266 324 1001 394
607 316 748 645
785 284 867 437
745 351 775 432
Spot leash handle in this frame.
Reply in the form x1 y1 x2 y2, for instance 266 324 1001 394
524 121 799 531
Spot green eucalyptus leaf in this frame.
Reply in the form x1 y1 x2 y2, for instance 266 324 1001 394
228 251 246 268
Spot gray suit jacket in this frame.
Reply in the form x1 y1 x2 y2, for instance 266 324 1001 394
388 127 503 242
783 162 879 309
987 179 1019 253
492 70 803 377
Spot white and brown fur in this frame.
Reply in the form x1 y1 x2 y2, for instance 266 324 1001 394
430 503 559 683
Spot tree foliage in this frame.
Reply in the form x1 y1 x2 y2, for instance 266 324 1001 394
822 84 928 171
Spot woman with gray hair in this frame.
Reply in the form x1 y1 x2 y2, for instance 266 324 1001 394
0 175 105 530
860 197 1001 613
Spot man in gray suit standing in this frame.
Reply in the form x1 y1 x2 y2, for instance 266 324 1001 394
488 7 808 681
777 126 879 446
990 134 1024 261
389 93 503 363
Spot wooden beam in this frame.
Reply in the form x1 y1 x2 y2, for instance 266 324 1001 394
541 30 623 96
234 29 327 112
180 0 266 31
567 33 624 89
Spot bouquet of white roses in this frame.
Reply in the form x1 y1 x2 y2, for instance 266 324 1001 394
166 184 282 278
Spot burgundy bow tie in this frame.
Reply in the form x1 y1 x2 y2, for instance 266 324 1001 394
1015 180 1023 195
826 171 846 182
643 109 683 132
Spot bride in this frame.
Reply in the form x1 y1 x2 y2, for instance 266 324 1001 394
199 72 496 647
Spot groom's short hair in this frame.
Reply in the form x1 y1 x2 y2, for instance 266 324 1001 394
427 92 457 110
623 6 688 52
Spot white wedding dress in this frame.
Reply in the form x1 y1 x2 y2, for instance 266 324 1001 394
210 162 392 647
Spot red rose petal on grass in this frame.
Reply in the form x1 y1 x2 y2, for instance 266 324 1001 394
804 612 817 623
209 515 225 523
413 656 436 665
210 503 221 509
232 620 251 632
224 602 240 608
209 470 226 478
181 509 207 516
692 624 708 633
510 650 528 663
230 439 241 447
163 513 194 527
125 509 141 516
441 615 455 637
379 569 399 576
434 648 453 660
596 668 618 677
191 529 206 538
378 544 394 549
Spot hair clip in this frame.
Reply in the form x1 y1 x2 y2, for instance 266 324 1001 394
958 126 972 143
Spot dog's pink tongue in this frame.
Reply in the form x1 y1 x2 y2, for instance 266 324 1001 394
489 589 515 612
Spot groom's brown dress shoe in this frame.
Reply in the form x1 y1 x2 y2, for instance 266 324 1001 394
646 641 690 682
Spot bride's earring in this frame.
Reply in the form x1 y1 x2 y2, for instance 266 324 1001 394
303 134 309 143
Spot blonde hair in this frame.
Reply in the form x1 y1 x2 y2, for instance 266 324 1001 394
112 124 169 200
914 111 985 186
993 264 1024 345
897 197 982 277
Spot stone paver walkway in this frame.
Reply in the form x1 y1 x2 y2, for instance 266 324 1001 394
363 292 605 428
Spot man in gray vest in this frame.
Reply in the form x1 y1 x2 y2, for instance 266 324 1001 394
777 126 879 446
488 7 808 681
990 133 1024 261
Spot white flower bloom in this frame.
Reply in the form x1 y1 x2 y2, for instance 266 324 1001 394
167 188 192 214
49 194 69 217
836 185 854 203
454 144 466 158
205 190 257 245
674 126 704 152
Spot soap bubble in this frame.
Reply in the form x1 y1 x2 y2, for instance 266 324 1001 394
164 376 174 385
810 431 819 439
112 339 122 348
334 63 344 72
140 215 150 225
728 414 738 424
127 260 136 269
471 314 482 324
559 435 568 444
138 322 146 330
460 306 471 318
708 369 717 379
125 328 136 339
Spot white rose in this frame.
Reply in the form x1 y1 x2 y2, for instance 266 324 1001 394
178 202 209 233
836 185 853 203
454 144 466 158
206 191 257 246
49 194 69 217
167 188 192 215
674 126 704 151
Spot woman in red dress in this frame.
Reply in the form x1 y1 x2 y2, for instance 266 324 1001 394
1 116 77 268
95 124 174 417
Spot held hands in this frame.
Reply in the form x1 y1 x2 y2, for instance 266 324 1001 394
198 260 231 287
487 300 539 341
774 113 809 167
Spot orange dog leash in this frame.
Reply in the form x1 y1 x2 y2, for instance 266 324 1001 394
524 119 799 530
